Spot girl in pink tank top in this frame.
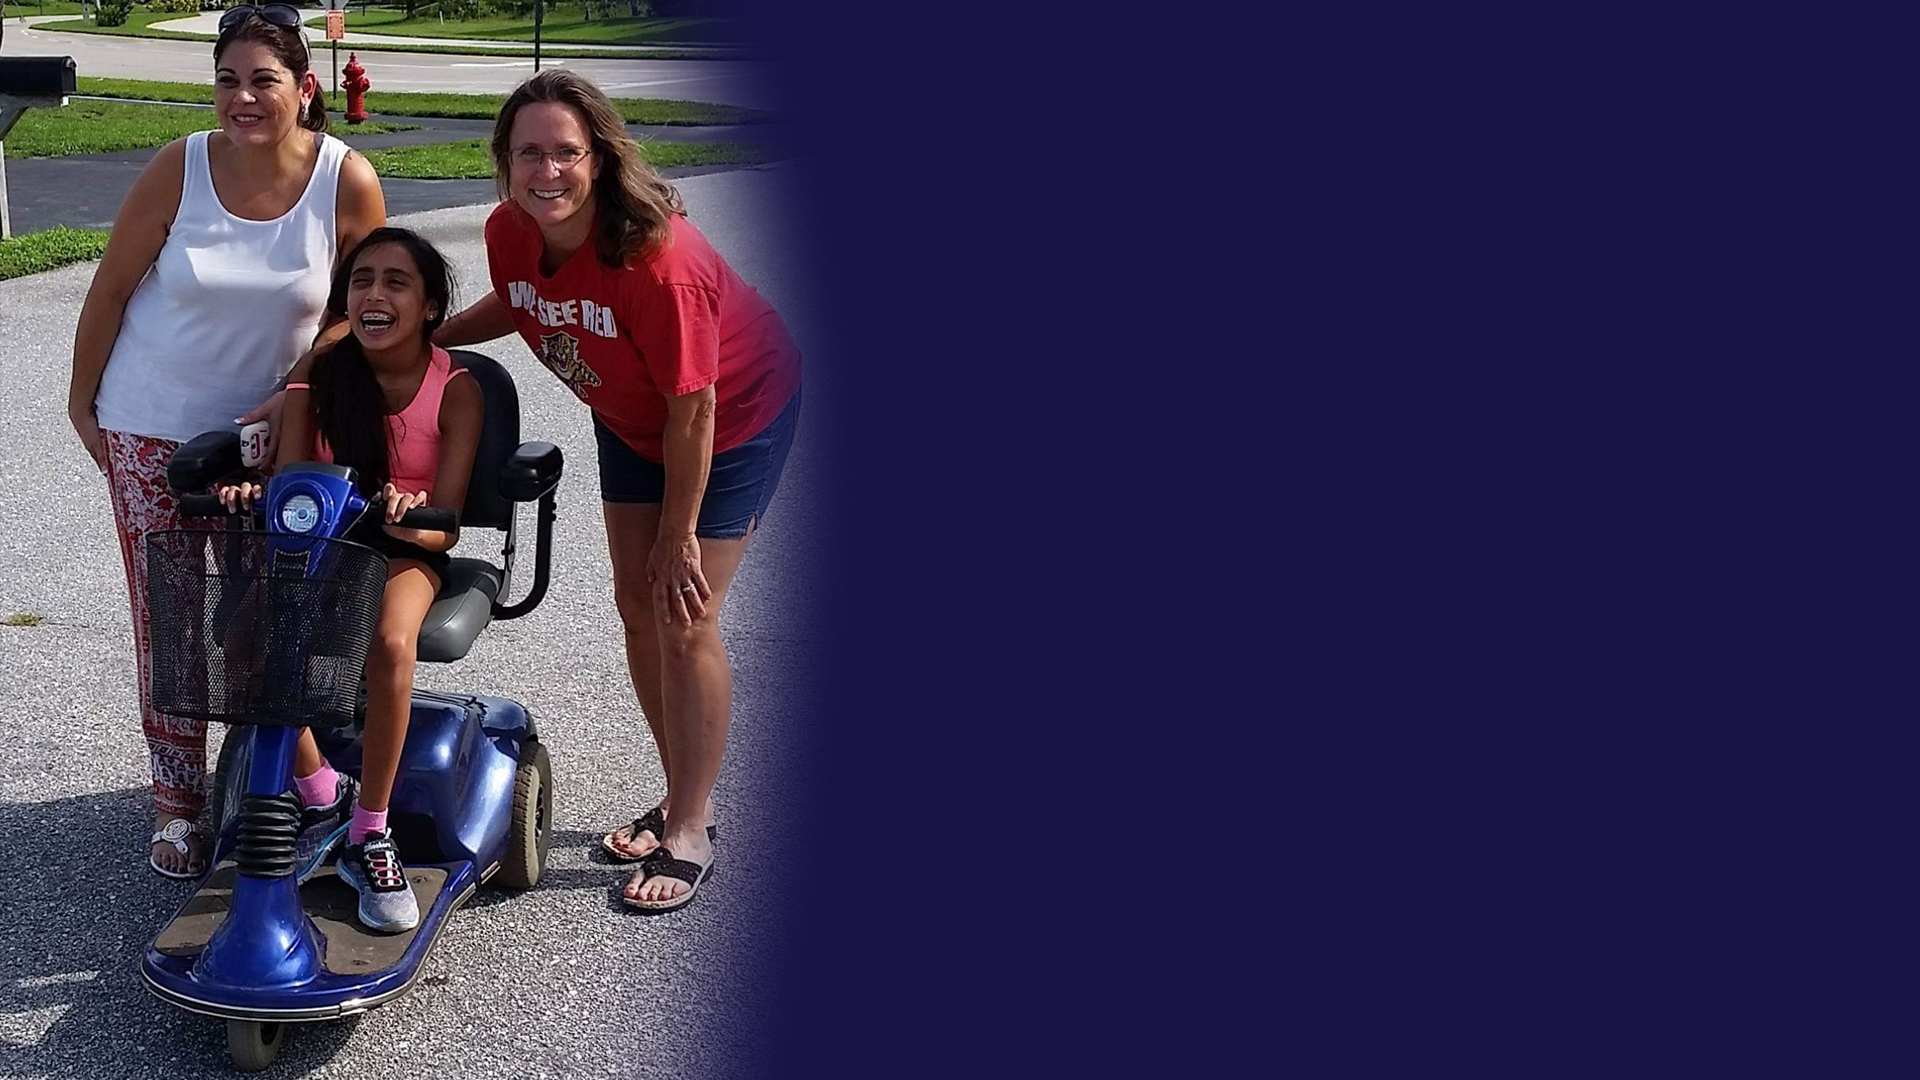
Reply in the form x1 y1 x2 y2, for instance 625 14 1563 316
217 228 483 932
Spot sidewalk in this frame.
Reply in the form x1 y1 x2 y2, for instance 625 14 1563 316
146 11 738 53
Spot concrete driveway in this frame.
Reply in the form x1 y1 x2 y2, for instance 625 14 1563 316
0 162 827 1078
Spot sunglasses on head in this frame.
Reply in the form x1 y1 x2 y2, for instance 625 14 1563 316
218 4 303 32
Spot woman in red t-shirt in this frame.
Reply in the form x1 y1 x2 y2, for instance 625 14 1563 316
436 70 801 915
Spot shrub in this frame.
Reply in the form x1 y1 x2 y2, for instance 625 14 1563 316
148 0 200 12
94 0 134 26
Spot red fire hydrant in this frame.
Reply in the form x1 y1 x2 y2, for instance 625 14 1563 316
343 53 372 125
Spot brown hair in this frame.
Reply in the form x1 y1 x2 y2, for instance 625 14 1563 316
491 70 683 267
214 15 327 133
312 229 458 495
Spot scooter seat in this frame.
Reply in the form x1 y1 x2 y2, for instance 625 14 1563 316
416 557 503 663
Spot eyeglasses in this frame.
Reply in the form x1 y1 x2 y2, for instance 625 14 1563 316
513 146 592 169
218 4 303 32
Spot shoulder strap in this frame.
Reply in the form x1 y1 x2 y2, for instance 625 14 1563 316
180 130 213 212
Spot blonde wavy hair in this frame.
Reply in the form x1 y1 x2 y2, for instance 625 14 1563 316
491 70 685 267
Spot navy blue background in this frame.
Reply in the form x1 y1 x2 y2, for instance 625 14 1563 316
738 4 1920 1076
711 2 1216 1072
725 3 1139 1072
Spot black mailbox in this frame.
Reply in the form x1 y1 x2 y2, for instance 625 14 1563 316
0 57 78 99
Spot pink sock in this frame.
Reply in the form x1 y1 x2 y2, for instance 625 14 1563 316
294 763 339 808
349 805 388 845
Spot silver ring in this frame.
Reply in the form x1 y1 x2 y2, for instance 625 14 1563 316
680 582 696 591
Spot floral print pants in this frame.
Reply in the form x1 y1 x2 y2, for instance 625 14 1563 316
101 429 206 820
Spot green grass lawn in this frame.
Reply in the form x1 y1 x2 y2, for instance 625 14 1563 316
0 226 110 281
7 99 411 158
34 11 758 58
302 10 763 46
34 9 197 35
75 77 216 106
2 1 85 15
362 138 782 179
74 77 777 125
358 89 770 125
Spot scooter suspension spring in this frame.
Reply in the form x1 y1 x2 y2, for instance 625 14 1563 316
234 792 301 877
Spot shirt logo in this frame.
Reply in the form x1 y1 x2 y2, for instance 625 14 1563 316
506 280 619 338
539 331 603 398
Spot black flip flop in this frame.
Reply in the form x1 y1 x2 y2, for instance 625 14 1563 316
601 806 717 863
619 844 714 915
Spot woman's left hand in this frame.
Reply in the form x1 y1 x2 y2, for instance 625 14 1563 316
648 530 711 625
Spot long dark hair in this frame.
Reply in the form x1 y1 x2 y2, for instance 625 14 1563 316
214 13 327 133
310 229 456 494
490 70 684 267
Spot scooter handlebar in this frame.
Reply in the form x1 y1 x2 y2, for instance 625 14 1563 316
392 506 458 532
177 497 454 532
179 493 239 517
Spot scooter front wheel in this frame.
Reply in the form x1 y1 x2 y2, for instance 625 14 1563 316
210 724 255 839
227 1019 285 1071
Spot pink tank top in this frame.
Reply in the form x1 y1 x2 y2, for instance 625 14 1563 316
313 346 467 498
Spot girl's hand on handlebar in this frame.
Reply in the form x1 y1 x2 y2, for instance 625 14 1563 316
379 483 428 524
217 482 262 513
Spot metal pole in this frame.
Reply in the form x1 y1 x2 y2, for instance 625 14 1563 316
533 0 543 73
0 106 21 241
0 141 11 240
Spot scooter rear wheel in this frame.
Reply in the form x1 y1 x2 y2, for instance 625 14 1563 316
227 1019 284 1071
500 740 552 887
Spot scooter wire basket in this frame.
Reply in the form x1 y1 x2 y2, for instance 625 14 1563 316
145 530 389 728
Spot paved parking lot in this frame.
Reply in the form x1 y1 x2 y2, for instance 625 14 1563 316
0 162 827 1078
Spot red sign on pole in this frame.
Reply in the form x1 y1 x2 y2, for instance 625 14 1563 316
326 10 345 40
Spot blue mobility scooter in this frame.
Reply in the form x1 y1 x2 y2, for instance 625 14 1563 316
138 351 563 1071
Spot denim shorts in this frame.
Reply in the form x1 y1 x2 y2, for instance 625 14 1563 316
593 387 801 540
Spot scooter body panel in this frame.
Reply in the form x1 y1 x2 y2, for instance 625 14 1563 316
141 694 534 1021
315 691 534 871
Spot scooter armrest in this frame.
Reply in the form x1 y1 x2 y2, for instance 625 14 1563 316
168 432 242 493
499 441 563 502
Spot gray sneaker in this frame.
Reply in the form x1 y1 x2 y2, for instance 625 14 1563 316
294 774 356 884
336 829 419 933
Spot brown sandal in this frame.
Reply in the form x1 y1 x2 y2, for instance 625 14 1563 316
601 805 716 863
619 845 715 915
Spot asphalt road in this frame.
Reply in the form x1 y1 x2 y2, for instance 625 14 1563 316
145 11 649 51
1 102 792 233
0 164 828 1078
9 20 793 109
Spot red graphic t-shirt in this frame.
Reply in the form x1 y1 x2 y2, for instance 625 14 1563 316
485 201 801 461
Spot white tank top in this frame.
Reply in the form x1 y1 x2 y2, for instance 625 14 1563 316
94 130 348 443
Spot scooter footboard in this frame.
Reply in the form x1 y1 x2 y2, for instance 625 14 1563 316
141 859 479 1021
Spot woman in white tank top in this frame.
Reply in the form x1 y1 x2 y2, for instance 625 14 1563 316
65 7 386 879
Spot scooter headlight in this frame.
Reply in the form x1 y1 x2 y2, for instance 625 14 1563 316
279 493 321 534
